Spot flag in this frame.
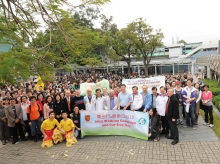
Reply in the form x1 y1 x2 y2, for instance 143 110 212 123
36 75 44 91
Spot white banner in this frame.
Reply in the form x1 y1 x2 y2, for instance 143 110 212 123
122 76 165 93
81 110 149 140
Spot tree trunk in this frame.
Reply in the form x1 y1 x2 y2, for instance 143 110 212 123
91 66 96 77
127 60 131 77
143 56 148 76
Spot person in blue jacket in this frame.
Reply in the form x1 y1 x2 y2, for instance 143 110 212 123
140 85 152 112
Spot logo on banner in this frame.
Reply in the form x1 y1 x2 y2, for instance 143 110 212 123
85 115 90 122
138 118 146 125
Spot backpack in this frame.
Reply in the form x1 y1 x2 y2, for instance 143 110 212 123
29 104 41 112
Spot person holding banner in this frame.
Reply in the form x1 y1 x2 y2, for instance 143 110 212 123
140 85 152 112
156 86 169 135
117 84 132 110
93 89 105 110
151 87 159 111
102 87 109 98
148 108 160 141
103 90 118 110
131 86 143 111
84 89 96 110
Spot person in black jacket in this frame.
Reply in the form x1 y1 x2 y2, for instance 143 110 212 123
148 108 160 141
54 94 65 122
72 89 85 110
166 89 179 145
63 90 74 117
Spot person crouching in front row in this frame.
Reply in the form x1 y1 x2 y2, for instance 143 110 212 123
58 111 77 147
148 108 160 141
41 111 60 148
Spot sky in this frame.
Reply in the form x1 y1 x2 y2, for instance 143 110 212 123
98 0 220 45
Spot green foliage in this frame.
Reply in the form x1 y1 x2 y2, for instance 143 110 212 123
126 18 164 76
202 79 220 111
178 40 187 45
0 0 110 85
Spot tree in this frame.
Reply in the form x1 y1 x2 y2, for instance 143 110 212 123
112 28 137 77
0 0 110 44
0 0 110 83
178 40 187 45
0 17 54 85
127 18 164 76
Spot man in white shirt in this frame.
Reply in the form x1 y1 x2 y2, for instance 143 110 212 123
131 86 143 111
102 87 109 98
103 90 118 110
84 89 95 111
156 86 169 135
93 89 105 111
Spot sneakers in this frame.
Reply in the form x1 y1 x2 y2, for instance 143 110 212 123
12 141 19 144
203 122 207 125
154 137 160 141
209 124 214 128
1 140 6 145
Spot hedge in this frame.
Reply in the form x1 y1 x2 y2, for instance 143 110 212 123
202 79 220 111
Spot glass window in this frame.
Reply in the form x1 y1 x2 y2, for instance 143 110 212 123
161 66 173 74
179 65 188 73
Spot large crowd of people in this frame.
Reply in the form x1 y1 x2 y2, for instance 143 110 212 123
0 72 214 147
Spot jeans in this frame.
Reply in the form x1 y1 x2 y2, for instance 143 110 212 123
30 117 41 136
178 105 183 122
185 104 196 127
204 105 214 124
24 120 31 137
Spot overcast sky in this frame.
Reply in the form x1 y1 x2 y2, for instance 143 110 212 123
98 0 220 45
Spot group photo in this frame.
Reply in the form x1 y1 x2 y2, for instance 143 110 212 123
0 72 214 147
0 0 220 163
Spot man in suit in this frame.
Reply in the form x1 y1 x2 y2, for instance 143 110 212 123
166 89 179 145
63 90 74 116
5 98 25 144
103 90 118 110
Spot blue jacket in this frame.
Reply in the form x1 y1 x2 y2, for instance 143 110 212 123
141 92 152 111
181 87 197 105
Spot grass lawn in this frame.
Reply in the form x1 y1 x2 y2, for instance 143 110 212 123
200 109 220 139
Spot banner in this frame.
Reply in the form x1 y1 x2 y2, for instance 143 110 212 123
122 76 165 93
80 79 110 96
81 110 149 140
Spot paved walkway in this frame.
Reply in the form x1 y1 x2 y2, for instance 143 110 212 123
0 116 219 164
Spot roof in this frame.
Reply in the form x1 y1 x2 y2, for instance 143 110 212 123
166 43 184 48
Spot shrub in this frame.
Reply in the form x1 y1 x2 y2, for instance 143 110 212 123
202 79 220 111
